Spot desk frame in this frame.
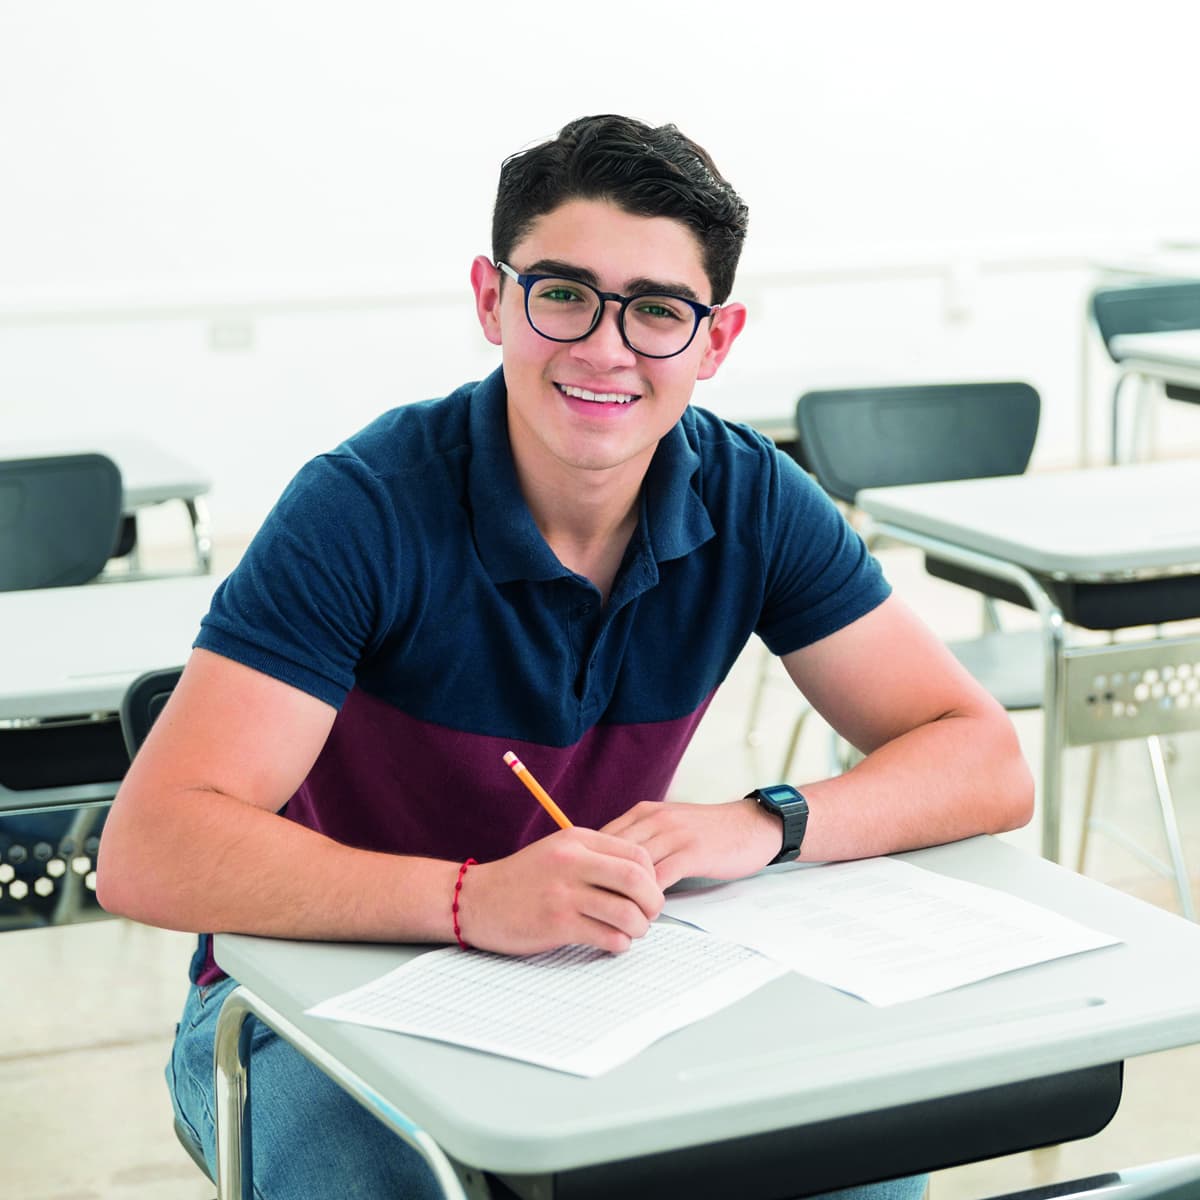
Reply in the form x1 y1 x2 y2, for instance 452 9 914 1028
867 520 1198 916
1109 358 1200 465
209 832 1200 1200
212 981 1122 1200
214 986 477 1200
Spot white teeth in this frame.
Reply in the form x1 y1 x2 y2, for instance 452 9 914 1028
560 384 637 405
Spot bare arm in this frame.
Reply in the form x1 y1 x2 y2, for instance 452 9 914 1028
777 593 1033 858
604 594 1034 885
97 648 661 955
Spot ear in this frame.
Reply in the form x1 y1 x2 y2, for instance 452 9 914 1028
470 256 504 347
695 302 747 381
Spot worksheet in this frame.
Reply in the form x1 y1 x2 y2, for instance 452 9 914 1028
664 857 1121 1006
307 922 787 1076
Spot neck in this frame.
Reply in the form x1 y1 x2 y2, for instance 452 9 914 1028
511 448 647 604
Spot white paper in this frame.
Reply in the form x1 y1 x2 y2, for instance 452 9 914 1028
663 857 1120 1006
307 922 787 1076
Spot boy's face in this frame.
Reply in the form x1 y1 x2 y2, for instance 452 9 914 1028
472 198 745 488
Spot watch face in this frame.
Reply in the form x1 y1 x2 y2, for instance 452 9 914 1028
761 785 801 808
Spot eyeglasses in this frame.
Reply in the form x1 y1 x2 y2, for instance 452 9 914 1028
496 261 717 359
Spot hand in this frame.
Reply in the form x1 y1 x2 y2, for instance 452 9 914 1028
456 828 663 957
600 798 782 890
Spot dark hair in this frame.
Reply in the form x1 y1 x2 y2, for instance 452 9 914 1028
492 114 749 304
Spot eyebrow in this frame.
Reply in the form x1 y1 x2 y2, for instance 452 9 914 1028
522 258 706 305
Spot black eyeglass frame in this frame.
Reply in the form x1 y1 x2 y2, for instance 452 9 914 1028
495 261 718 360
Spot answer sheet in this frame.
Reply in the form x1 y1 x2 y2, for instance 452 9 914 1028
663 857 1120 1006
307 922 787 1076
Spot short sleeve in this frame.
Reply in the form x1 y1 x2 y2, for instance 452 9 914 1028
754 450 891 656
195 453 401 709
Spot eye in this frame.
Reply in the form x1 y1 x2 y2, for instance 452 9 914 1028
632 297 686 322
535 282 589 304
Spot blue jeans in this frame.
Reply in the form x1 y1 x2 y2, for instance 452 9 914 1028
168 977 927 1200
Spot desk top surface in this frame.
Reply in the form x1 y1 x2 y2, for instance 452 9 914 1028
0 574 217 720
1111 330 1200 371
858 459 1200 577
216 837 1200 1175
0 432 211 507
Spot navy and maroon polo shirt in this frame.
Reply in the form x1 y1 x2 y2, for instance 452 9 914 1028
190 367 888 982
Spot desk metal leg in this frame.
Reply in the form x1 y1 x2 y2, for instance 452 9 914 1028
1040 609 1068 864
1147 736 1197 921
867 521 1070 863
214 984 473 1200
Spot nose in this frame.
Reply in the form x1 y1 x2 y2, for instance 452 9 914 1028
568 298 637 370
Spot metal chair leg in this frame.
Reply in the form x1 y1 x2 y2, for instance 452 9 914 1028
744 643 773 747
1110 375 1125 465
981 595 1003 633
827 728 862 776
1132 376 1156 462
779 704 812 779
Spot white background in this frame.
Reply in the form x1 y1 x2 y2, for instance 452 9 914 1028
3 0 1199 540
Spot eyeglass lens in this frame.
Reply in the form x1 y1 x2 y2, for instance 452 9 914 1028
525 278 698 357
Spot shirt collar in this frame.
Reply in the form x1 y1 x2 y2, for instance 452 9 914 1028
467 367 715 585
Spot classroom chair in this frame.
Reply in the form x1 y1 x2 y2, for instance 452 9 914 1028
118 667 213 1183
1090 278 1200 463
751 382 1042 778
0 453 123 590
119 667 185 760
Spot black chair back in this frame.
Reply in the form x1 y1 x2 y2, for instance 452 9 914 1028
795 382 1040 504
0 454 123 591
120 668 184 760
1090 279 1200 359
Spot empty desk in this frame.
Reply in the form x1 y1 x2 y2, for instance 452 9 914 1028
2 433 213 572
0 574 218 925
857 461 1200 899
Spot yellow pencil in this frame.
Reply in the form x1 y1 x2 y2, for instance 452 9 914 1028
502 751 574 830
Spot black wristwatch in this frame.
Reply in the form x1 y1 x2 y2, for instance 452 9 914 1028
745 784 809 865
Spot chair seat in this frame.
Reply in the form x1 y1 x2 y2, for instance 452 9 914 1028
947 630 1043 711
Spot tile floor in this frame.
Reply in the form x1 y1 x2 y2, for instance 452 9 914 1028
2 538 1197 1200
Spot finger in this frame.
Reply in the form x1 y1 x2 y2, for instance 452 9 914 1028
570 827 658 877
572 915 642 955
649 850 691 892
576 891 654 944
581 855 664 921
610 827 705 890
597 802 657 839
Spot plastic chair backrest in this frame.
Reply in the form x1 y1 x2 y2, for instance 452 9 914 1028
120 667 184 760
795 383 1040 504
1090 279 1200 359
0 454 123 591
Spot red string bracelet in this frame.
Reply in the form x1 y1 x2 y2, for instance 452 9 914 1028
452 857 477 950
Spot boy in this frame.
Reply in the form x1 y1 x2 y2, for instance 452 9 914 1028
99 114 1031 1198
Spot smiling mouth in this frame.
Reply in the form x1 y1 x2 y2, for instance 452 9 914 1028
557 383 641 406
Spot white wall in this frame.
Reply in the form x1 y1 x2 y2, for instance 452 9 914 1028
2 1 1199 541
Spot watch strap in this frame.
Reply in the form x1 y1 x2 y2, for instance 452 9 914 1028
745 784 809 865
